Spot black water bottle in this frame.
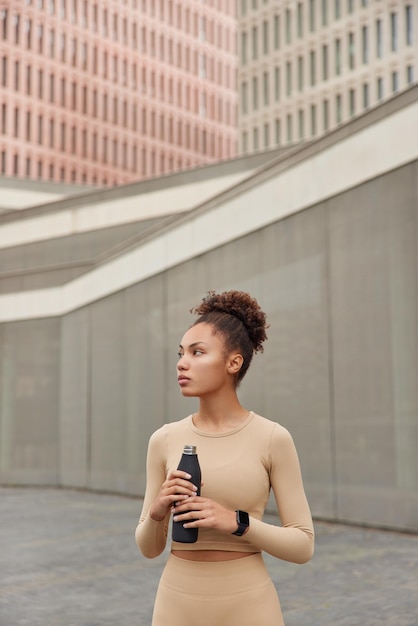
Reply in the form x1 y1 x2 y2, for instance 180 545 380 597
172 445 201 543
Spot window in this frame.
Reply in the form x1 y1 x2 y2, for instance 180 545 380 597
26 65 31 93
285 9 291 44
391 71 398 92
251 26 258 59
323 99 329 131
377 77 383 100
14 60 19 90
274 66 280 101
37 114 43 143
61 77 66 105
335 38 341 75
263 21 269 54
406 65 414 84
335 0 341 19
362 26 368 63
286 114 292 143
241 81 248 114
322 44 328 80
1 9 8 40
297 3 303 38
348 32 355 69
241 31 247 65
49 28 55 56
286 61 292 96
310 104 317 137
349 88 355 116
25 111 31 140
1 103 6 134
49 118 54 147
297 56 304 91
71 125 76 153
1 56 7 87
252 126 259 151
25 18 32 48
376 19 383 58
49 73 54 101
348 0 354 13
322 0 328 26
263 71 269 105
241 131 248 153
310 51 316 86
60 33 66 62
274 14 280 49
82 85 87 114
37 23 44 53
263 122 269 148
391 13 397 52
406 6 413 46
14 107 19 137
14 13 20 44
38 69 43 97
252 76 258 109
308 0 315 32
298 109 304 139
60 121 66 150
336 94 342 124
362 83 369 108
275 118 281 145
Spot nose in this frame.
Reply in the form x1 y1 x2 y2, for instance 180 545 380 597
177 354 188 371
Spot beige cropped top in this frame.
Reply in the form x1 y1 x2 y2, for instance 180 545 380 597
135 412 314 564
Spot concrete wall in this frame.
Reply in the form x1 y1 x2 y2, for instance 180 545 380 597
1 160 417 532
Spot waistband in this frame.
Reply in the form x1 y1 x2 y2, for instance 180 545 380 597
160 553 271 596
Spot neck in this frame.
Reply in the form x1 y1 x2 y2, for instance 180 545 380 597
195 390 249 430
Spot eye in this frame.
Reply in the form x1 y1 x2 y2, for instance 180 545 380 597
193 349 204 356
177 351 184 359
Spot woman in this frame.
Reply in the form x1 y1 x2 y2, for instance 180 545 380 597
135 290 314 626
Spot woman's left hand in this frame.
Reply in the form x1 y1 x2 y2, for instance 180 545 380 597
172 496 238 534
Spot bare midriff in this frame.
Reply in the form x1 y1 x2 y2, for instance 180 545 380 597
171 550 259 562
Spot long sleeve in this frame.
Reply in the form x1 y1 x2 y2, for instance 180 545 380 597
135 428 170 559
243 425 314 564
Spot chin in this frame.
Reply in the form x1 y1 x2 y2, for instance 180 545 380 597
180 389 198 398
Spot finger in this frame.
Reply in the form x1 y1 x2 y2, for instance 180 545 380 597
167 470 192 481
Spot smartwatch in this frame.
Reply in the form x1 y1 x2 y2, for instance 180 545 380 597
232 510 250 536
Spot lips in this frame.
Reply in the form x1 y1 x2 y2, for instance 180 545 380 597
178 376 190 384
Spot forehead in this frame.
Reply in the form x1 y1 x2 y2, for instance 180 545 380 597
180 322 222 347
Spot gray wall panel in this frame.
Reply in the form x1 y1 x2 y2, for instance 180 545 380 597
165 263 201 424
0 319 60 484
260 208 334 518
123 276 166 496
329 165 418 529
89 294 126 492
59 308 90 488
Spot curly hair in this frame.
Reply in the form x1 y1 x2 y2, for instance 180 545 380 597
190 290 268 384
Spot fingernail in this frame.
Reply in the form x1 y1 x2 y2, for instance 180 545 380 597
185 473 192 479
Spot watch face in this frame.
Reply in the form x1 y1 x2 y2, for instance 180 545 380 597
237 510 249 526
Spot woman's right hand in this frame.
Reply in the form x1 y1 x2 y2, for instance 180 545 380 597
148 470 198 522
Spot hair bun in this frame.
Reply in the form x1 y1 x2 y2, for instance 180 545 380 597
191 290 268 353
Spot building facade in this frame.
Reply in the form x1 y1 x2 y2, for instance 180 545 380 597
0 0 237 186
238 0 417 153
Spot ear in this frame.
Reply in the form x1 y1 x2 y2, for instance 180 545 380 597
227 352 244 376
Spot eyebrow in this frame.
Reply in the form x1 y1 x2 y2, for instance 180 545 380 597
179 341 208 349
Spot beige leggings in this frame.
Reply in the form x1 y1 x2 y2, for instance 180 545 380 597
151 553 284 626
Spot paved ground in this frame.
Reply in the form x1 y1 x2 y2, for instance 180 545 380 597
0 487 417 626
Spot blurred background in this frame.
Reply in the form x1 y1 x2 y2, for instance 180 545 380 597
0 0 417 533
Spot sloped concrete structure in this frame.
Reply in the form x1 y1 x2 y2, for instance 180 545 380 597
0 86 417 531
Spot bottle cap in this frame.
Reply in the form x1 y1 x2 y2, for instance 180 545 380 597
183 445 197 455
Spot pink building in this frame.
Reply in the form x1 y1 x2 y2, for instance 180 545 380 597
0 0 237 187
